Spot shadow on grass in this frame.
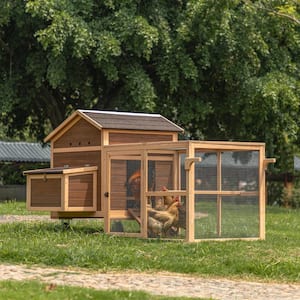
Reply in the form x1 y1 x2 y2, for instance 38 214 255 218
5 219 105 236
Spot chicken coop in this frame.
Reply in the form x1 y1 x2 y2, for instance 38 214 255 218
24 109 275 242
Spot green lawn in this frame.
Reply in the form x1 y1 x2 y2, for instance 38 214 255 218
0 280 205 300
0 200 48 215
0 201 299 283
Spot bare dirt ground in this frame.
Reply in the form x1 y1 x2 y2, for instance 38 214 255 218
1 215 300 299
1 264 300 299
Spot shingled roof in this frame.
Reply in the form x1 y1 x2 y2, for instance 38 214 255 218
0 141 50 163
45 110 184 142
80 110 183 131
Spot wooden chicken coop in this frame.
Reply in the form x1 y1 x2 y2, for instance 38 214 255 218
24 110 275 242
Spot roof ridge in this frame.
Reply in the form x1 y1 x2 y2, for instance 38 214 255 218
79 109 162 118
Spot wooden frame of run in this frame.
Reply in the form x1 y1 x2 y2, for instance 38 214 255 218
101 140 275 242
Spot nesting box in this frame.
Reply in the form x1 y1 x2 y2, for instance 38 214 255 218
25 166 97 211
24 110 275 242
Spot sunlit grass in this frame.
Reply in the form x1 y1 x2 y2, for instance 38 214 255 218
0 200 48 215
0 202 299 282
0 280 207 300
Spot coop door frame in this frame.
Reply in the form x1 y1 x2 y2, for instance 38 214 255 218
104 151 146 236
103 149 179 238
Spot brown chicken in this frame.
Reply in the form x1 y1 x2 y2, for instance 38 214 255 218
147 216 163 237
161 186 176 206
147 199 181 237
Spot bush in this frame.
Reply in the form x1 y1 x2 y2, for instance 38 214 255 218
267 181 285 206
0 162 49 185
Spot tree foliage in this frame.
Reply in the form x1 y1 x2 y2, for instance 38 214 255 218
0 0 299 172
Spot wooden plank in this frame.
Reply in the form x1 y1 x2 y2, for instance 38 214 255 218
154 161 173 190
194 237 261 242
195 191 258 196
110 160 127 210
127 208 141 224
93 170 97 211
50 141 54 168
68 174 94 207
51 211 105 218
103 141 189 152
63 176 68 211
141 150 147 238
102 130 109 146
109 210 136 219
53 146 101 153
186 143 195 242
30 178 61 208
217 152 222 237
26 175 31 210
102 140 265 154
109 132 174 145
53 152 100 169
145 190 187 197
103 151 110 233
173 151 179 190
24 166 98 175
259 147 266 239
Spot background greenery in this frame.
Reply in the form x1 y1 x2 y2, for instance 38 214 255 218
0 0 300 176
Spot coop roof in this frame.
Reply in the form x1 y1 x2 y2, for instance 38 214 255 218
0 141 50 163
45 109 184 142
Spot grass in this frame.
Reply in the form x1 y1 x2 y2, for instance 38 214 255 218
0 280 206 300
0 201 299 283
195 197 260 238
0 200 48 215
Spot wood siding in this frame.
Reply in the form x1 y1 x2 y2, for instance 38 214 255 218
53 151 101 210
54 118 101 148
109 132 173 145
110 160 127 210
69 174 93 207
154 161 173 190
53 151 100 168
31 178 61 207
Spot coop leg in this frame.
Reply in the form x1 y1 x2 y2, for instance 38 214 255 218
61 219 71 229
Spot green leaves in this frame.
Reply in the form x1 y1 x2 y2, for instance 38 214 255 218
0 0 300 175
123 63 156 111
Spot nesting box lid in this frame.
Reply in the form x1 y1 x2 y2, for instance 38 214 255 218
44 110 184 142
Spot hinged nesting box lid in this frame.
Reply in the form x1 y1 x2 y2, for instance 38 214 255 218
44 110 184 142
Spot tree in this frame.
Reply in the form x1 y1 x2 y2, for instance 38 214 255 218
0 0 186 140
158 0 300 172
0 0 299 174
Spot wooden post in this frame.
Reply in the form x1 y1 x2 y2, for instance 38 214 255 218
26 177 31 210
174 151 179 190
261 157 276 239
103 151 111 233
63 176 68 211
185 143 196 242
217 152 222 237
141 150 148 238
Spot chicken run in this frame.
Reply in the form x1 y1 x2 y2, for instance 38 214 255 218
24 110 275 242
